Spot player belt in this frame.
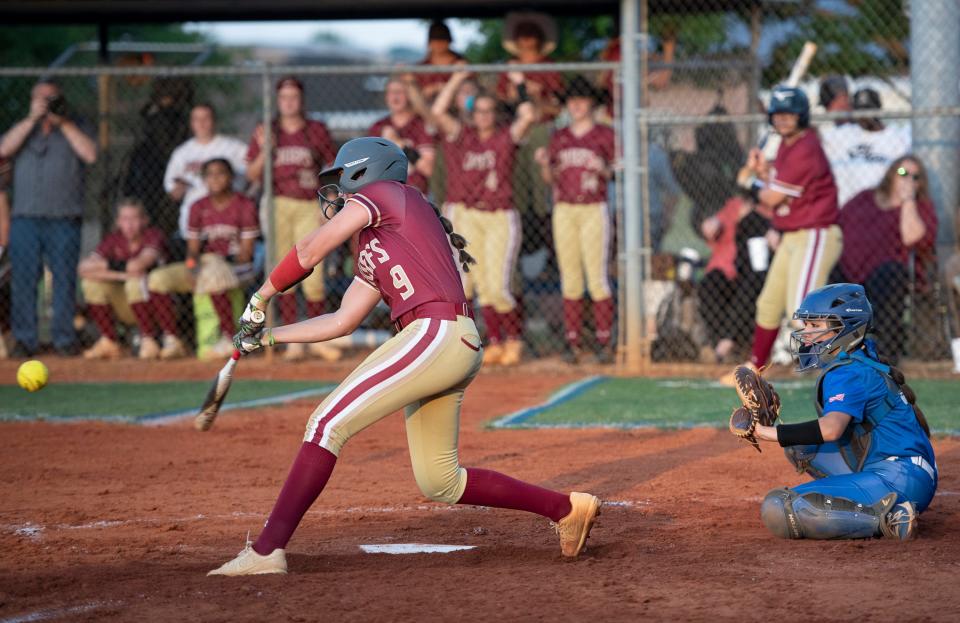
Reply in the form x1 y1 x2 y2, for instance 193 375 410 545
393 301 474 332
885 455 937 482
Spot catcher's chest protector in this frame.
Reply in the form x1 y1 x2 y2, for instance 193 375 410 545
815 352 904 472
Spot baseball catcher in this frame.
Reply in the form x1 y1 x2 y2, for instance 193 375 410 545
728 283 937 541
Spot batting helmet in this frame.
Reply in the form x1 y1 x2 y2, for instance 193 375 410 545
790 283 873 371
768 85 810 128
320 136 408 194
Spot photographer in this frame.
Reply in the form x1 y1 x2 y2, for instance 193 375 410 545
0 79 97 358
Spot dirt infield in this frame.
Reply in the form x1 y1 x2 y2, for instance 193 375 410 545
1 357 959 622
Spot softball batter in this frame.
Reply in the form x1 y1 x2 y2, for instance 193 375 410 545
431 70 536 366
535 76 615 364
208 138 601 576
728 86 842 382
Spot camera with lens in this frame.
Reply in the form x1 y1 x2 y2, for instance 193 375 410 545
46 95 68 117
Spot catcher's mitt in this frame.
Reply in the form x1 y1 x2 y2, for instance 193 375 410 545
728 365 782 452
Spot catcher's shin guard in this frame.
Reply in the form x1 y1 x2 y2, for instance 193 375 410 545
760 488 897 540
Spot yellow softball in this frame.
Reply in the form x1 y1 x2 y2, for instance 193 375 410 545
17 360 49 392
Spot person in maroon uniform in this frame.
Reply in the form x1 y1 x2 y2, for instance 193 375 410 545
207 138 601 576
245 76 341 362
723 85 842 385
836 155 938 362
367 77 436 195
78 198 166 359
431 69 537 366
535 76 616 363
147 159 259 360
414 20 465 102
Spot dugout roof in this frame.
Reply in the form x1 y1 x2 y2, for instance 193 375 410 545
2 0 768 22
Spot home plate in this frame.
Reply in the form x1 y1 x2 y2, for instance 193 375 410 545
359 543 477 555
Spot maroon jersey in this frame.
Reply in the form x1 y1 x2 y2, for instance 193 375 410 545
547 124 615 203
246 120 336 201
367 115 435 193
458 126 516 210
349 181 467 321
94 227 166 265
185 193 260 258
767 129 839 231
414 53 464 92
496 62 563 120
838 190 938 288
441 138 466 204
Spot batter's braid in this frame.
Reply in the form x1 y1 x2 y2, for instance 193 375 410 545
430 202 476 273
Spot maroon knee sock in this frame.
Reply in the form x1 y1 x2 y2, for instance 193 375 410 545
481 306 502 344
87 304 117 341
458 468 572 522
152 293 179 336
210 292 235 336
563 298 583 347
306 299 326 319
750 325 780 368
278 294 298 325
130 301 156 338
593 298 615 346
502 307 523 340
253 442 338 555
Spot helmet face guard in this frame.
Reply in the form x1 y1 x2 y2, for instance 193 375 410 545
790 315 847 371
317 183 345 220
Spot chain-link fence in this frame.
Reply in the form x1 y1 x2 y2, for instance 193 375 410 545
1 1 958 372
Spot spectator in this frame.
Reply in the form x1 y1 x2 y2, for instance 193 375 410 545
722 86 841 384
147 159 259 360
77 198 166 359
497 12 563 120
818 75 852 116
698 195 769 362
646 140 682 252
432 70 537 366
164 103 247 238
245 76 341 362
822 88 912 206
367 78 436 195
0 79 97 358
122 77 193 234
534 76 616 364
835 155 937 362
414 20 464 102
0 157 10 360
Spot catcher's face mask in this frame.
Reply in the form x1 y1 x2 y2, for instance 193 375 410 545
317 183 346 220
790 317 844 371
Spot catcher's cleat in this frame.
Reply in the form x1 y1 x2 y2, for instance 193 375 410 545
83 336 122 360
160 334 187 360
283 342 306 362
880 499 918 541
208 539 287 577
139 336 160 360
308 341 343 362
482 343 504 366
500 339 523 367
552 492 602 557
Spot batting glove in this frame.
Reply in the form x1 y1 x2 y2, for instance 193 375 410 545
238 292 267 337
233 328 274 356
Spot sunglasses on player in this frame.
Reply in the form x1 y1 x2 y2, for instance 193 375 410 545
896 167 920 181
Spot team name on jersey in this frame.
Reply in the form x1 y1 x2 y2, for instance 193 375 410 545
462 149 496 171
557 147 604 171
275 146 313 167
202 223 240 240
845 144 889 163
356 237 416 301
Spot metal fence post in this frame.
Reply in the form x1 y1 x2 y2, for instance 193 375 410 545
261 65 276 363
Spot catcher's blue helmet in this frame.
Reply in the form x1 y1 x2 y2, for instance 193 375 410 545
768 85 810 128
790 283 873 371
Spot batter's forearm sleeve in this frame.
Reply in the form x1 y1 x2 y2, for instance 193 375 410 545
269 246 315 293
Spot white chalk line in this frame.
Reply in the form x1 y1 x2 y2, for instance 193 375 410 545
0 600 122 623
3 501 644 538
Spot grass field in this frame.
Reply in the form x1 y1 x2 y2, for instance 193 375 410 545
0 380 333 422
493 377 960 434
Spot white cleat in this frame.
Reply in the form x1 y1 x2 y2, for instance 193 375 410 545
208 538 287 576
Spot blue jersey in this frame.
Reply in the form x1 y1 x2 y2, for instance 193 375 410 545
820 357 935 468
